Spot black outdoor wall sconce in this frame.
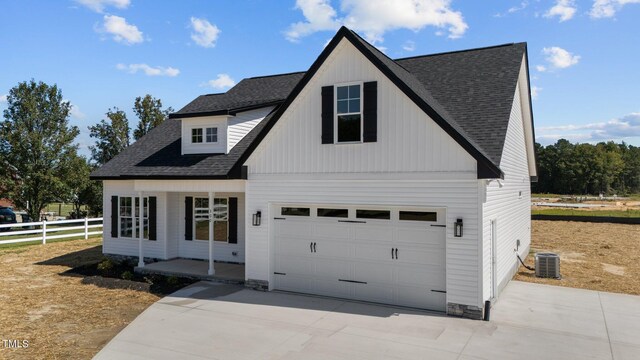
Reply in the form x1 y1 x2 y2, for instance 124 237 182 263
252 211 262 226
454 218 463 237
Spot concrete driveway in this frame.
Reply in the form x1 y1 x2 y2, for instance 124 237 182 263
95 281 640 359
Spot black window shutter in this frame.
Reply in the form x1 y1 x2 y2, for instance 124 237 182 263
321 86 334 144
363 81 378 142
111 196 118 238
185 196 193 241
148 196 157 241
228 197 238 244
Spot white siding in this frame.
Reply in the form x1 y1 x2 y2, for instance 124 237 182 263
102 180 168 259
482 80 532 301
227 107 275 153
245 39 477 176
173 192 246 263
181 116 228 155
245 180 482 308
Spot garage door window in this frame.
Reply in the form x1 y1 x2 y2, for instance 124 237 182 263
281 207 310 216
399 211 437 222
356 209 390 220
317 208 349 218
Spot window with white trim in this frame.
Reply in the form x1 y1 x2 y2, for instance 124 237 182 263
119 196 148 239
192 128 203 143
206 127 218 143
194 197 228 242
191 127 218 144
336 84 362 143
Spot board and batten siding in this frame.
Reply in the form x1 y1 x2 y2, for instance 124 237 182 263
482 79 532 301
170 192 246 263
102 180 168 259
245 38 477 176
227 106 275 153
245 180 481 308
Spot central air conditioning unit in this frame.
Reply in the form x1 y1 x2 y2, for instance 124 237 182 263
535 252 561 279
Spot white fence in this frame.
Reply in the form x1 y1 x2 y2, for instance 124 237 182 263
0 218 103 245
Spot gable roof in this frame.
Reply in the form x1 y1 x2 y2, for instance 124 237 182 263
91 27 530 181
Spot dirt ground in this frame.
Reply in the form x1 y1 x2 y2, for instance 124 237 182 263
0 239 159 360
516 220 640 295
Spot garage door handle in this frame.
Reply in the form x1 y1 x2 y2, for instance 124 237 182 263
310 242 313 253
395 248 398 259
313 242 317 253
391 248 395 259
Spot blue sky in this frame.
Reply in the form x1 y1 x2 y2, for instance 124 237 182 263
1 0 639 156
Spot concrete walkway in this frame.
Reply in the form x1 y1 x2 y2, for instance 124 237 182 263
95 281 640 359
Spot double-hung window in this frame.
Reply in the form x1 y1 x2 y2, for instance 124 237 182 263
336 84 362 143
206 127 217 143
193 197 229 242
119 196 148 239
192 128 203 143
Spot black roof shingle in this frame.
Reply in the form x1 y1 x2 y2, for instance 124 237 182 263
91 27 529 180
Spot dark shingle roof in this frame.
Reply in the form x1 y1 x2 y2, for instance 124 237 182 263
170 72 305 118
91 27 528 180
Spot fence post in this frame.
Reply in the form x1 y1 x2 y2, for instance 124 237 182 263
84 217 89 240
42 219 47 244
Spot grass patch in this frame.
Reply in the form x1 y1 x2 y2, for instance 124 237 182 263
0 233 102 249
532 208 640 218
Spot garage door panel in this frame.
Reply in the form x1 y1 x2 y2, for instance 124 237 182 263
396 286 446 311
353 226 394 243
315 258 349 279
352 242 394 262
274 274 314 293
275 255 313 275
396 247 445 267
351 260 395 284
396 265 446 288
277 236 315 257
313 223 350 240
352 283 395 304
278 222 312 237
314 240 351 258
397 228 445 247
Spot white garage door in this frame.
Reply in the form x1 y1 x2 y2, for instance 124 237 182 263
273 204 446 312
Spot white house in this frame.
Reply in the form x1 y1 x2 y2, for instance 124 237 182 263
91 27 537 319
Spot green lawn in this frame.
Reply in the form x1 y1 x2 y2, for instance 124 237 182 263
532 208 640 218
43 203 88 217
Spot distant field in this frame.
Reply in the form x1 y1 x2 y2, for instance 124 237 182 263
532 208 640 218
44 203 88 217
533 193 640 200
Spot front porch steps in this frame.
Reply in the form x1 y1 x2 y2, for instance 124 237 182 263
134 259 245 285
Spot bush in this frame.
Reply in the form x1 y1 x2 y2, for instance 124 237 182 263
97 258 115 274
121 271 134 280
167 276 179 286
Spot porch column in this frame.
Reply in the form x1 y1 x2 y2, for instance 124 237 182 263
208 191 215 275
138 191 144 268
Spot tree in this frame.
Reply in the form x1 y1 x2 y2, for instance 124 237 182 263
88 107 130 165
0 80 80 220
132 94 173 140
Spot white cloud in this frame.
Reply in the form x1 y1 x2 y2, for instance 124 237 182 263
117 63 180 77
542 46 580 70
402 40 416 52
99 15 144 45
590 0 640 18
536 113 640 143
206 74 236 89
67 101 86 120
75 0 130 13
531 86 542 100
544 0 577 22
190 17 220 48
0 94 6 103
495 1 529 17
286 0 468 44
536 65 547 72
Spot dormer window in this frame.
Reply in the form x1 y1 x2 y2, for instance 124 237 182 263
191 127 218 144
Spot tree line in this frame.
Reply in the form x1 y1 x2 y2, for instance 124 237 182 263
0 79 172 220
533 140 640 195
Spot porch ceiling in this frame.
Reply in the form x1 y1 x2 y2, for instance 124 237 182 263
133 179 246 193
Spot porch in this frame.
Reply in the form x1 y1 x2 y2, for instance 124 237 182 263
135 259 245 283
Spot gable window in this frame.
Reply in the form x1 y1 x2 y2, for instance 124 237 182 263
336 84 362 143
206 127 218 143
192 128 203 143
